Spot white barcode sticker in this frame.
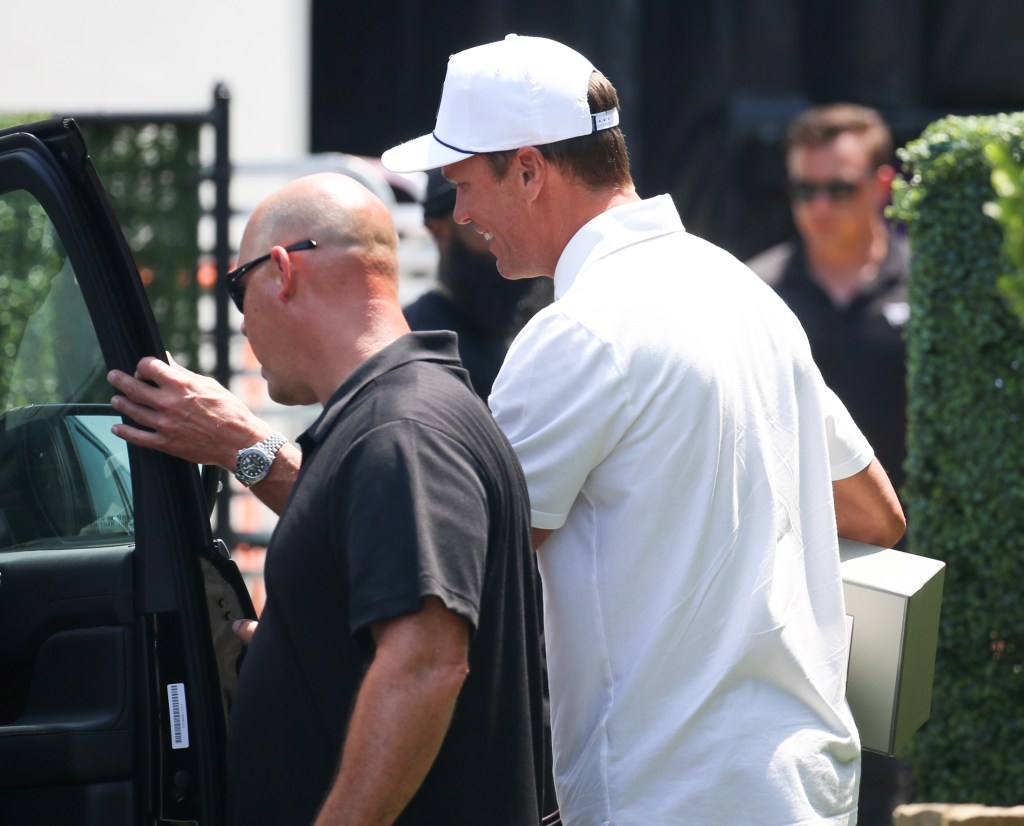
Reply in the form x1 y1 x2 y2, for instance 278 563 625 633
167 682 190 750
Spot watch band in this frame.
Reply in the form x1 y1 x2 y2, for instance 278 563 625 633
260 432 287 456
234 432 287 486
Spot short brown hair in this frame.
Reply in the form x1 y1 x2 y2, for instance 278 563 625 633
785 103 893 170
483 70 633 190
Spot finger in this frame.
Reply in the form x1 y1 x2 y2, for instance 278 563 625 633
106 368 132 390
110 407 210 465
110 420 166 450
232 619 259 644
139 355 213 397
109 387 161 424
107 369 162 407
134 355 178 384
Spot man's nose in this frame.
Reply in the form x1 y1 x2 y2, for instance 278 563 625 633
452 192 471 225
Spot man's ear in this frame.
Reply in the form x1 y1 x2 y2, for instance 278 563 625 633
515 147 546 198
874 164 898 207
268 245 298 300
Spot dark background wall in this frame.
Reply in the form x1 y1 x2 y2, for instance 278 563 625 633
310 0 1024 261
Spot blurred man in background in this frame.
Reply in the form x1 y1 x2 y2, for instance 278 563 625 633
746 102 912 826
746 103 909 500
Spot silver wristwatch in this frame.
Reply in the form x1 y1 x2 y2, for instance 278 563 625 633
234 432 287 487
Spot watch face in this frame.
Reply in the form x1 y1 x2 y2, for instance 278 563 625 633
237 449 270 480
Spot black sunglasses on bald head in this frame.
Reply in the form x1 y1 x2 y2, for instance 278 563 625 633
225 239 318 312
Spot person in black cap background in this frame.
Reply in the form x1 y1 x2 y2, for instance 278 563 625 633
403 169 553 399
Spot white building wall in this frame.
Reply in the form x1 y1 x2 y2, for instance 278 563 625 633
1 0 311 164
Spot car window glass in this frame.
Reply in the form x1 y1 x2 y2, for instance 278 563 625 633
0 188 134 550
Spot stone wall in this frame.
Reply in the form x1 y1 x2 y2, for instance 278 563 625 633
894 803 1024 824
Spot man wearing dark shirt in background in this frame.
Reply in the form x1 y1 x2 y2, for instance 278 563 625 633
403 170 552 399
746 102 911 826
747 103 908 496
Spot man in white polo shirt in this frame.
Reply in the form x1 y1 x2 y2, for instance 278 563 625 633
382 34 906 825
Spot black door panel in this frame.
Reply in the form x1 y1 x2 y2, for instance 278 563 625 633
0 782 136 826
0 118 255 824
0 547 135 825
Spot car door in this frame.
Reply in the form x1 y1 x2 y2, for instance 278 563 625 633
0 118 254 825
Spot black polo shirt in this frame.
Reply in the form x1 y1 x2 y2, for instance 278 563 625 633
403 290 511 400
746 232 910 493
226 332 546 825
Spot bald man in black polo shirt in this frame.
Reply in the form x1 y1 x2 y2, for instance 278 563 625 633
108 173 547 825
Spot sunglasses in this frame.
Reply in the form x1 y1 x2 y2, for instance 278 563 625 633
225 239 318 312
788 178 867 204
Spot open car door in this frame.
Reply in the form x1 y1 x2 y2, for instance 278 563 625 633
0 118 255 825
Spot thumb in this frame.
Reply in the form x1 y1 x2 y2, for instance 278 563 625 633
232 618 259 644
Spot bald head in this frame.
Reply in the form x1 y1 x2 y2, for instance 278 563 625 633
245 173 400 284
238 173 411 406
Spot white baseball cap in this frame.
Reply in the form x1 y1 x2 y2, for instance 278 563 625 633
380 34 620 173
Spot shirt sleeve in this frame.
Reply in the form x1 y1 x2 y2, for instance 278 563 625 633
489 309 632 530
822 384 875 481
333 419 488 637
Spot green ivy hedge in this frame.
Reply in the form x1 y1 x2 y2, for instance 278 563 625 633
0 114 201 370
80 121 202 369
987 135 1024 319
890 112 1024 804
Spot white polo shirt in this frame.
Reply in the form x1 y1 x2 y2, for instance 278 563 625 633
490 195 871 825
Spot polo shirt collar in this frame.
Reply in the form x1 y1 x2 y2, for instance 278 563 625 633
553 194 684 299
789 229 909 301
299 331 464 449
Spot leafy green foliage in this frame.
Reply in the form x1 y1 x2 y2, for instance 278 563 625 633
984 134 1024 322
80 122 202 368
889 112 1024 804
0 191 66 406
0 113 49 129
0 116 202 404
